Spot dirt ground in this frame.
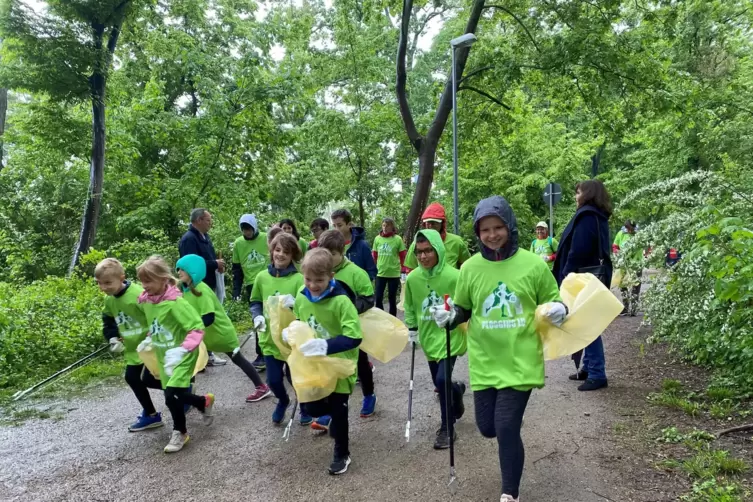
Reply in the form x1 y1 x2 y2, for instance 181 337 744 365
0 315 750 502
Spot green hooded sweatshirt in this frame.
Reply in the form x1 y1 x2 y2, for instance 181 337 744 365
403 230 467 361
176 254 239 353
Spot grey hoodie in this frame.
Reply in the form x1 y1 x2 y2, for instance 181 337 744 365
239 214 259 235
473 195 519 261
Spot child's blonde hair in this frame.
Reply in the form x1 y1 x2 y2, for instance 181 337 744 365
94 258 125 280
302 248 334 277
136 255 178 286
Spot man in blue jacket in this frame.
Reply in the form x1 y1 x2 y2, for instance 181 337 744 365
331 209 377 280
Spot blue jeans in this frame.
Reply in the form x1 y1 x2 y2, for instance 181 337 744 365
582 336 607 380
428 356 461 428
265 356 289 405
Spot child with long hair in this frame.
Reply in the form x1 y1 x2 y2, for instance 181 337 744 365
136 256 216 453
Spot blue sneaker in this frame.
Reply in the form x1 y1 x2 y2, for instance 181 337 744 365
128 411 164 432
360 394 377 417
272 401 289 425
311 415 331 431
299 412 313 426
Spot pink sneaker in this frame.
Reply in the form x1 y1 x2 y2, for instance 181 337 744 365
246 384 272 403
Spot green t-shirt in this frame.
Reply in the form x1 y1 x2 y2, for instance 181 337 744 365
251 269 304 361
403 231 467 361
183 282 239 353
404 232 470 270
142 296 205 389
530 237 559 270
294 292 362 395
232 233 269 286
103 283 149 366
613 231 640 261
334 258 374 297
373 235 406 278
453 250 561 392
299 238 309 255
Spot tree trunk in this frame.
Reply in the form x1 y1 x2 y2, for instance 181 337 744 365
404 144 437 245
0 87 6 169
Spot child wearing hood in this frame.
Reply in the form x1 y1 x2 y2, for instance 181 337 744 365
430 196 568 502
232 214 269 371
177 254 271 404
249 233 307 425
403 202 471 271
403 230 467 450
136 256 216 454
372 217 407 317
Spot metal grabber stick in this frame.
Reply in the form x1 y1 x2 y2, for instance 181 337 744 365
405 339 417 442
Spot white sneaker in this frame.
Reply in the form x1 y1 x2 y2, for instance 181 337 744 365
500 495 519 502
164 431 189 453
207 353 227 366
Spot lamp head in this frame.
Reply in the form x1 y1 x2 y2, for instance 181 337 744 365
450 33 477 48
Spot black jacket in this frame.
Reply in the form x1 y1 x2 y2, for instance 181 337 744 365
552 204 612 286
178 225 218 290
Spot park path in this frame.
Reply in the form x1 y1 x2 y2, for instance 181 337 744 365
0 316 657 502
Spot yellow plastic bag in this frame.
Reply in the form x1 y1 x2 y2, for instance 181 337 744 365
535 273 623 361
267 295 295 359
285 321 357 403
139 342 209 379
397 277 406 312
359 308 409 363
610 269 623 289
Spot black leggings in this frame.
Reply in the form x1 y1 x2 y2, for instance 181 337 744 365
243 284 264 358
375 277 400 317
302 393 350 459
124 364 162 415
357 350 374 397
474 388 532 499
428 357 462 427
226 350 263 387
165 387 206 433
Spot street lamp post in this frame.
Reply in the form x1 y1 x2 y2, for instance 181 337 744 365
450 33 477 235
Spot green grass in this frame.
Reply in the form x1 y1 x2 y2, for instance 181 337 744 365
663 379 685 394
680 448 749 479
680 479 747 502
649 391 703 417
710 401 736 420
707 387 736 402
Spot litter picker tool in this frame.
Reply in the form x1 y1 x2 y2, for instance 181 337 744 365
405 339 417 442
443 295 458 491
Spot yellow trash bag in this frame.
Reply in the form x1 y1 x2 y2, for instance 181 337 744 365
611 269 623 289
359 308 409 363
139 342 209 379
535 273 623 361
267 295 296 359
285 321 357 403
397 276 406 312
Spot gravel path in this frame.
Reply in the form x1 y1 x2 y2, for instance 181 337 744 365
1 320 646 502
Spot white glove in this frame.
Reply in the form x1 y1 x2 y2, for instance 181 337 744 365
299 338 328 357
280 294 296 309
108 337 125 354
136 337 153 353
543 302 568 327
430 298 456 328
541 255 551 262
253 315 267 332
400 273 407 282
163 347 189 377
408 330 419 344
282 328 292 345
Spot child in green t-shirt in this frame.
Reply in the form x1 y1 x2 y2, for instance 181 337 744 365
249 233 308 425
282 248 362 476
95 258 164 433
403 230 467 450
176 254 271 404
315 229 376 428
136 256 216 454
431 196 568 502
372 218 407 316
530 221 558 270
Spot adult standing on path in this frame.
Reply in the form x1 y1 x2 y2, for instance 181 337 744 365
372 217 407 316
403 202 471 272
179 207 227 366
431 195 567 502
552 180 613 391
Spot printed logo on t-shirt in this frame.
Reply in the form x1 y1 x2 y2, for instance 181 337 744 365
245 249 266 266
115 311 143 338
307 315 332 340
378 242 394 254
481 282 525 329
421 290 444 320
150 319 175 348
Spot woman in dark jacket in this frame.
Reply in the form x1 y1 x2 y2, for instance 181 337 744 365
552 180 613 391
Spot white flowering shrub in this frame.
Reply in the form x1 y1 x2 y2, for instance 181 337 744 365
617 171 753 390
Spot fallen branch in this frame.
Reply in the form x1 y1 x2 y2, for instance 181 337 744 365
716 423 753 438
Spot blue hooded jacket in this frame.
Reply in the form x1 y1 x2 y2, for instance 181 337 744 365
345 226 377 280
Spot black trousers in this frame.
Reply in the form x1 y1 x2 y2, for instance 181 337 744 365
164 387 206 433
357 350 374 397
301 393 350 459
242 284 264 358
375 276 400 317
124 364 162 415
